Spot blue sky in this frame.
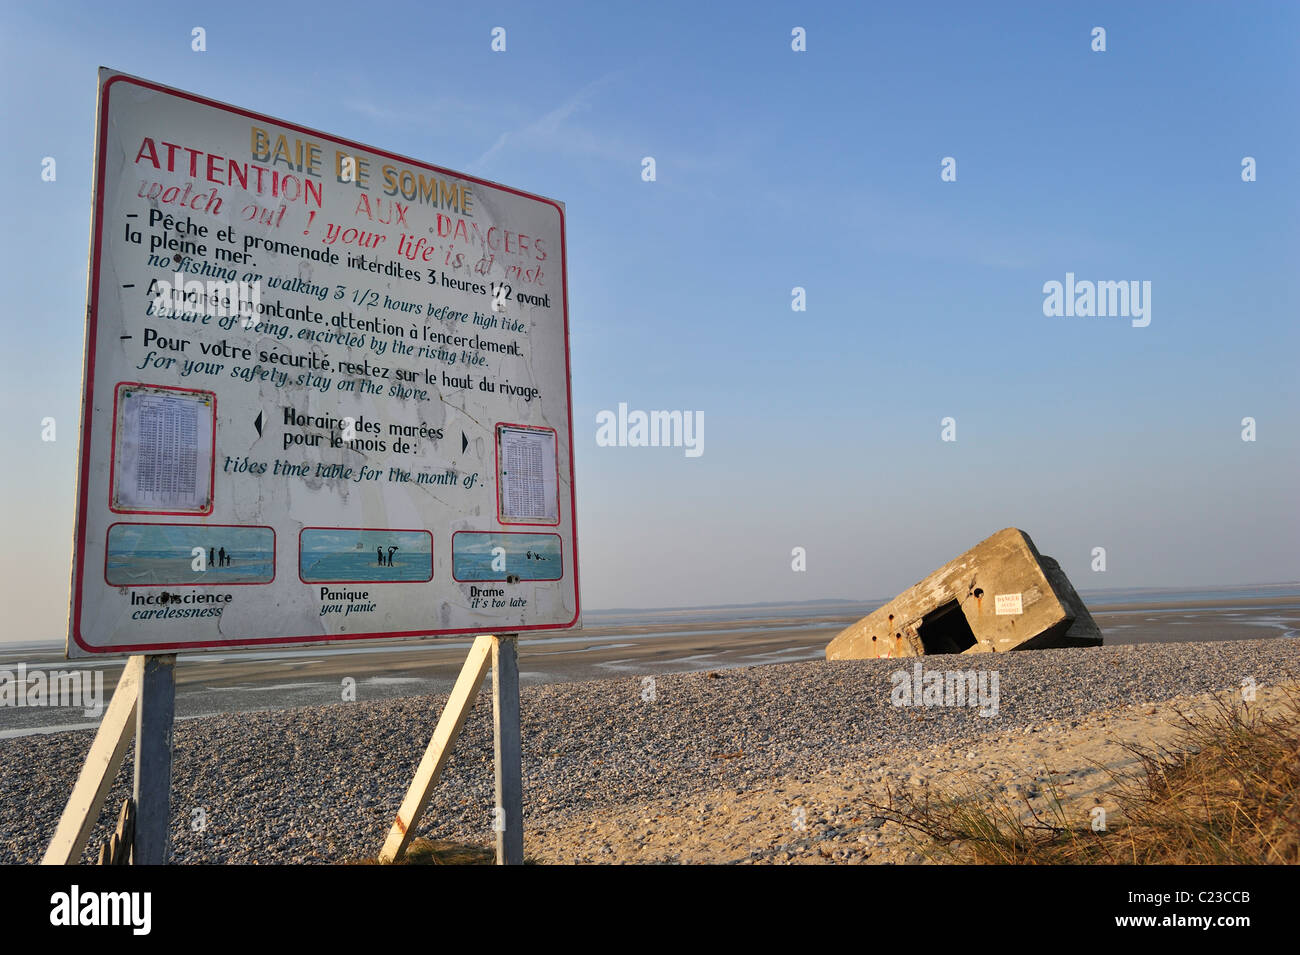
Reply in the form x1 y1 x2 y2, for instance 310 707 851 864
0 1 1296 639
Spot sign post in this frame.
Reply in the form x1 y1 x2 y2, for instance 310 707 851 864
492 635 523 865
52 68 579 863
132 655 176 864
378 633 525 865
42 657 143 865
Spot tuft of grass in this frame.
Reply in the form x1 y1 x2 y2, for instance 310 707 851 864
352 838 497 865
866 691 1300 864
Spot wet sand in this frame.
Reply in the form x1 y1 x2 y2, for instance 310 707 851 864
2 596 1297 736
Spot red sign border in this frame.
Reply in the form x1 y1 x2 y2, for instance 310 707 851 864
69 69 580 655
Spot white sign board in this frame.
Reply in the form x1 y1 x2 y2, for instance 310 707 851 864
994 593 1023 615
68 70 579 657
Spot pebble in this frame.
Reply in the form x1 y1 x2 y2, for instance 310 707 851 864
1 637 1295 864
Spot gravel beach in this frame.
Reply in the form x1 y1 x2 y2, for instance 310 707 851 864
2 637 1297 864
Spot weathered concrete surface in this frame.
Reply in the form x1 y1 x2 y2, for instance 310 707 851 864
825 528 1102 660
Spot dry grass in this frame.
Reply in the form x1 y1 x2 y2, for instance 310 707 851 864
866 693 1300 864
351 838 498 865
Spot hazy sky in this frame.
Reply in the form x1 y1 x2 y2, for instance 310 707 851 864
0 1 1296 641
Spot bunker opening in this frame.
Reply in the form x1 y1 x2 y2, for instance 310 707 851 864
916 600 977 654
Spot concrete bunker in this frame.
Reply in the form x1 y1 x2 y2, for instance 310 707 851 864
825 527 1102 660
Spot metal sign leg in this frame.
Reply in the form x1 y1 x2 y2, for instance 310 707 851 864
133 654 176 865
492 635 523 866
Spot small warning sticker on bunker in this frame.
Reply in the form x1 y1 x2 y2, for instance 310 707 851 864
995 593 1023 615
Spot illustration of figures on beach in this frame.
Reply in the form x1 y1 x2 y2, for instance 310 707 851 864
106 523 274 586
299 528 433 583
452 532 563 582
